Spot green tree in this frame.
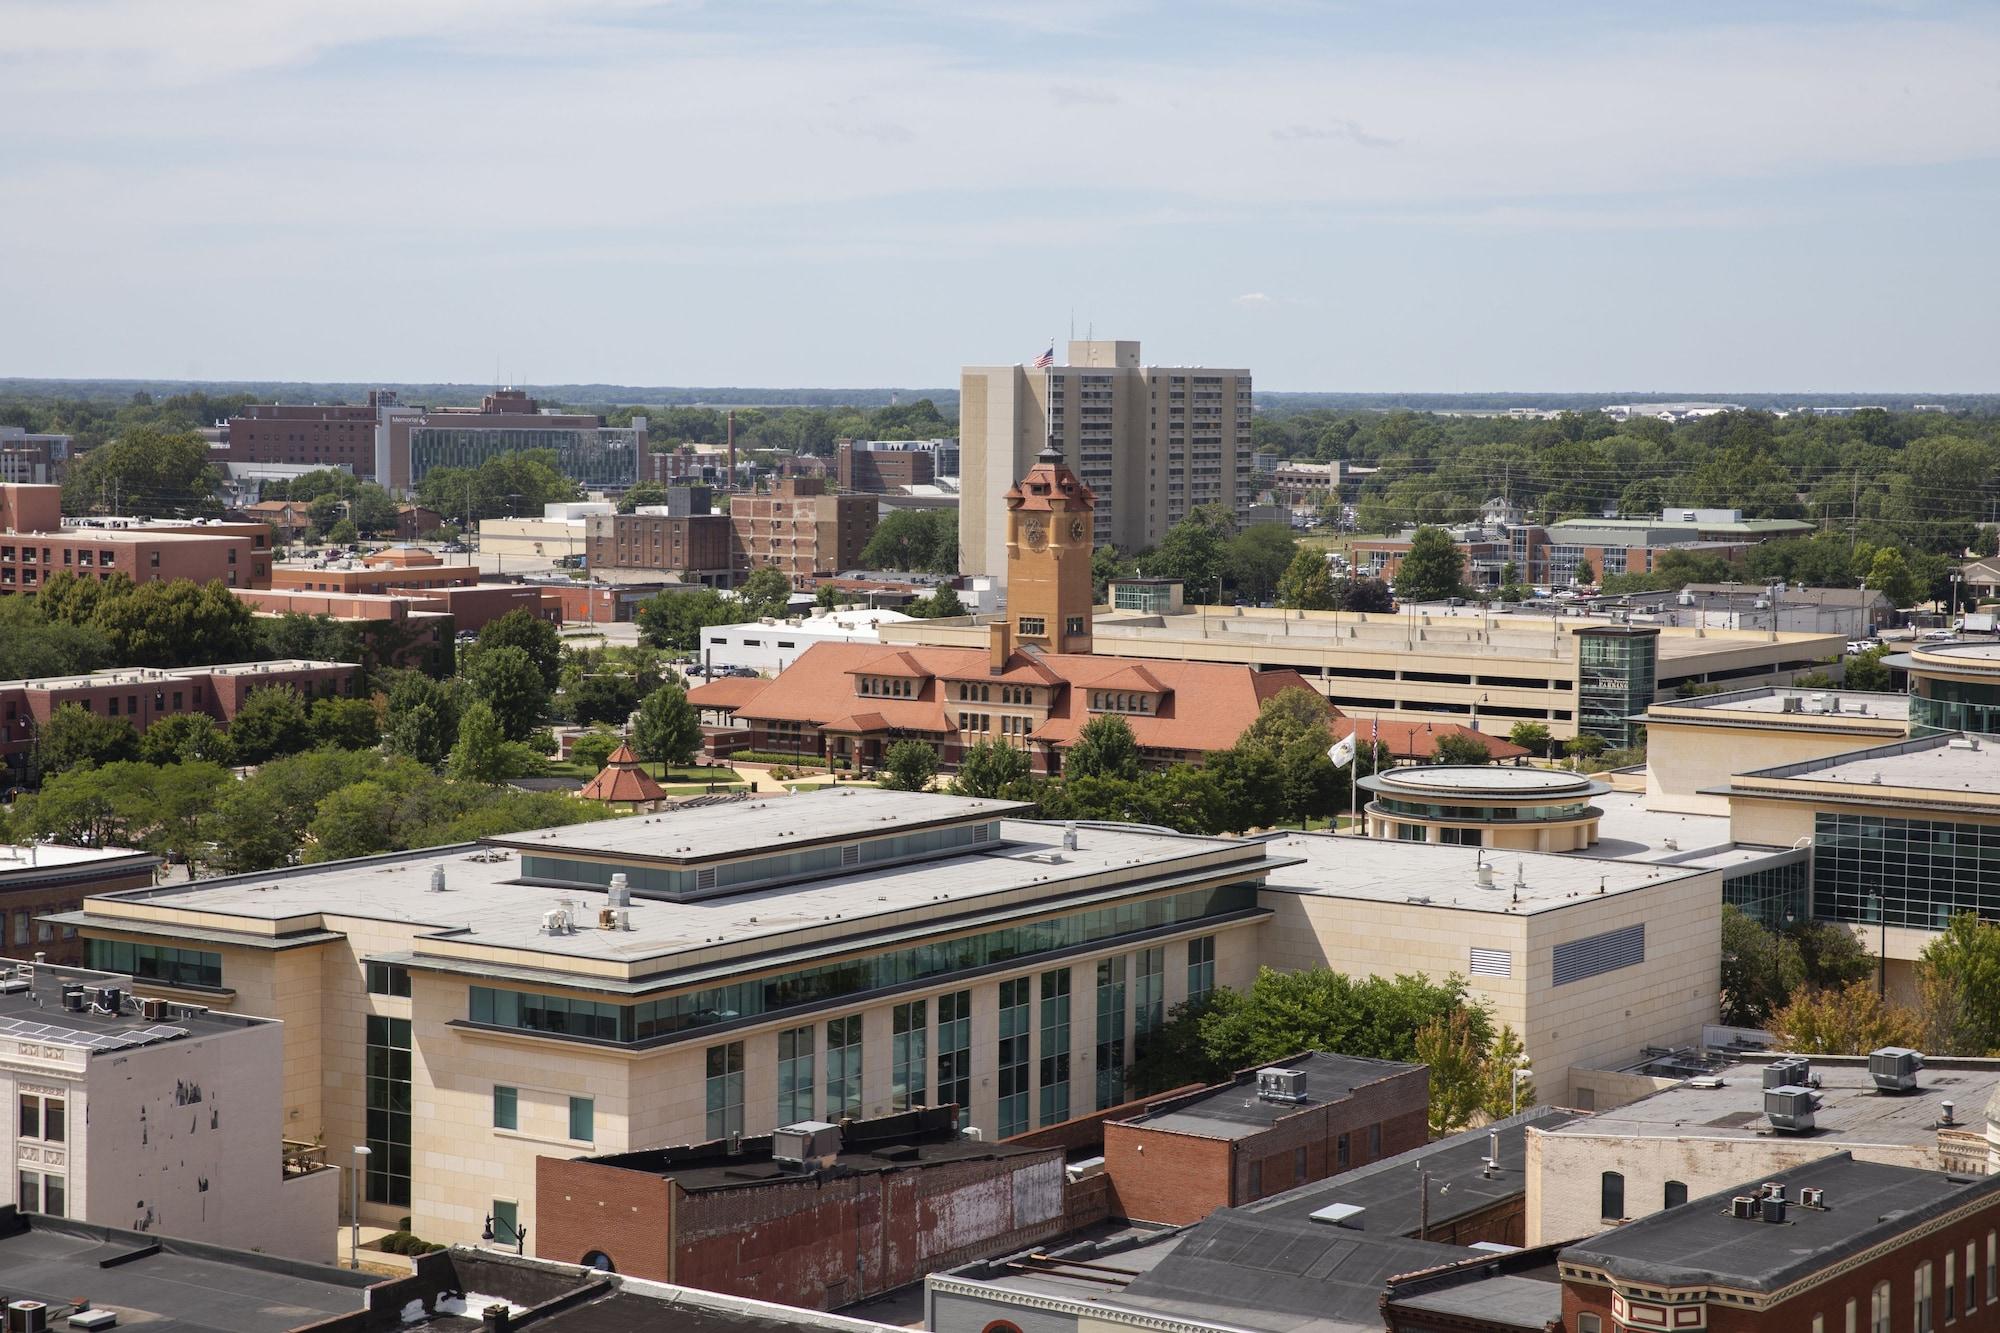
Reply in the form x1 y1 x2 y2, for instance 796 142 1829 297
310 696 381 751
1224 524 1298 603
859 509 958 573
735 567 795 620
1091 545 1136 600
632 683 700 766
1235 686 1339 824
1433 732 1493 765
907 585 967 619
1065 714 1141 781
568 726 623 774
35 703 139 778
1148 509 1230 603
463 645 548 742
616 481 669 514
1844 647 1892 692
1564 734 1608 762
89 579 256 668
1478 1026 1534 1122
1393 526 1465 603
448 700 512 784
567 672 640 727
137 712 233 766
1335 577 1395 613
880 739 939 791
1276 547 1337 610
1773 979 1922 1056
17 760 163 848
1573 557 1597 585
227 686 315 765
1507 721 1553 758
348 483 398 537
477 609 564 691
1720 905 1793 1026
1916 913 2000 1055
62 425 221 518
305 781 401 861
325 518 358 545
951 740 1032 799
814 583 843 609
1414 1009 1488 1136
383 672 460 768
1864 547 1919 608
635 587 738 654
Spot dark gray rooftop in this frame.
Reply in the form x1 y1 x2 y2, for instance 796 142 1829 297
1243 1107 1577 1236
1113 1210 1471 1332
0 962 262 1053
1562 1153 2000 1292
1125 1052 1424 1141
1388 1274 1563 1329
0 1212 373 1333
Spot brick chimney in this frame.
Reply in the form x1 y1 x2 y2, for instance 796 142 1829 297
989 619 1012 673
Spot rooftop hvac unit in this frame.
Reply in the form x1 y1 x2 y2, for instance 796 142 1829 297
1257 1067 1309 1104
1869 1047 1925 1093
771 1121 842 1172
6 1301 49 1333
140 997 168 1021
1730 1196 1758 1219
1800 1187 1826 1209
1760 1195 1788 1224
61 987 85 1013
1765 1086 1820 1133
1763 1057 1811 1091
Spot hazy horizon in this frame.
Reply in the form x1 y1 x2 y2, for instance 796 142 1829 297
5 1 1998 392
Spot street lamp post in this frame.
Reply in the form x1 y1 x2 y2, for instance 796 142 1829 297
349 1145 371 1269
484 1214 527 1255
1873 892 1887 997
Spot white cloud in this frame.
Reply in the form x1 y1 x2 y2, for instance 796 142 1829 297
1235 292 1273 305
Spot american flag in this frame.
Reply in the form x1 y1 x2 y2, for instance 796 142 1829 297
1032 346 1054 368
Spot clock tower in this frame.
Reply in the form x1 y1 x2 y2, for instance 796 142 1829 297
1002 444 1096 655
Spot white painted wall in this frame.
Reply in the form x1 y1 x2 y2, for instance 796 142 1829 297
701 609 915 674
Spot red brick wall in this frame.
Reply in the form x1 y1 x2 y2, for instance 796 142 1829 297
1 864 154 966
1102 1067 1430 1226
533 1157 674 1280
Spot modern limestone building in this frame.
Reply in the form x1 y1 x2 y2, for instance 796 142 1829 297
1255 833 1725 1106
1639 685 1911 816
52 789 1275 1252
959 340 1254 576
0 956 339 1261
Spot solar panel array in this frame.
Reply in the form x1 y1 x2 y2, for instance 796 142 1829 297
0 1013 189 1052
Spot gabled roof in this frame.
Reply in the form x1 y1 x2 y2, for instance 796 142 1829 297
1092 662 1167 695
683 676 772 712
722 641 1322 753
848 649 933 679
578 743 667 805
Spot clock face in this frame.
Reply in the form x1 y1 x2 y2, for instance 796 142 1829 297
1024 519 1047 550
1069 517 1088 543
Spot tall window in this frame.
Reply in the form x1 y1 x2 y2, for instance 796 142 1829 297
1663 1180 1687 1209
16 1170 63 1217
1039 969 1071 1127
937 990 972 1126
1988 1231 1996 1302
1599 1171 1624 1222
491 1199 521 1249
1968 1241 1979 1313
825 1015 862 1119
1187 936 1215 1002
1917 1260 1934 1333
568 1096 594 1142
17 1093 63 1144
365 1014 411 1206
1575 1317 1600 1333
1874 1281 1892 1333
892 1000 927 1110
1096 956 1127 1110
998 978 1031 1138
492 1085 518 1131
1133 947 1164 1061
777 1025 815 1125
705 1041 745 1140
1947 1252 1957 1321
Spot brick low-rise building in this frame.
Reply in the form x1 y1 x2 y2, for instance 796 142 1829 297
1 484 274 592
0 659 359 784
1099 1053 1429 1225
729 477 877 589
584 491 736 584
535 1106 1066 1309
0 844 159 967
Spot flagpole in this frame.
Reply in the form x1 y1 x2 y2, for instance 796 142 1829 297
1349 726 1359 836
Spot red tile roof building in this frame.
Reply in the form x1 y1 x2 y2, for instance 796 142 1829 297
688 639 1323 773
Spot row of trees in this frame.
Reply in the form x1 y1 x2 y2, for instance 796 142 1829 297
1726 907 2000 1058
1129 968 1531 1137
632 569 798 653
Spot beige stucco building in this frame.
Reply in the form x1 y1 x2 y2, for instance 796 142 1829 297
883 604 1844 746
1357 766 1612 850
1525 1053 2000 1246
1256 834 1723 1106
959 341 1253 577
1639 686 1911 816
53 790 1272 1255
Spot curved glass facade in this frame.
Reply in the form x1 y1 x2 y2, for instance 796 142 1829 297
466 882 1258 1045
1373 797 1594 824
1910 676 2000 736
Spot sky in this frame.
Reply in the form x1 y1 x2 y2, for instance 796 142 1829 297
3 0 1998 392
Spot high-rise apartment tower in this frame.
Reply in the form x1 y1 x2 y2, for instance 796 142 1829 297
959 340 1253 578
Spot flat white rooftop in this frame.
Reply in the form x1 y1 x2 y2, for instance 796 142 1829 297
1258 830 1707 915
0 660 348 691
0 843 152 874
1546 1057 2000 1146
1747 735 2000 794
1655 687 1909 721
1583 792 1788 873
75 815 1260 972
